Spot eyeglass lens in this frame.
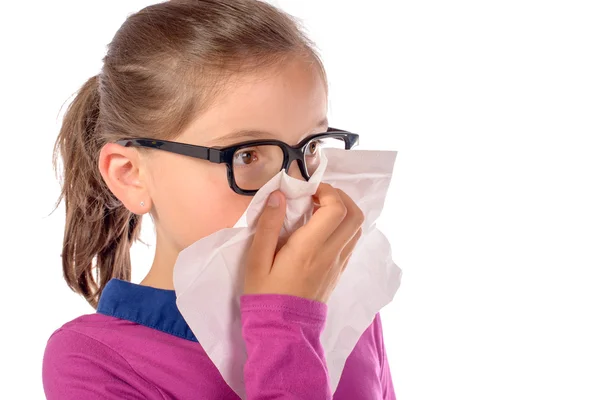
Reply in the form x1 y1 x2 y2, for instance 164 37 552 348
232 136 346 191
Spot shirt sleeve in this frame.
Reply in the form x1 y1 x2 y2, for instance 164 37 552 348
42 329 163 399
240 294 332 400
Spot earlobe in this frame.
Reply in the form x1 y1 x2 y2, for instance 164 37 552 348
98 142 151 215
139 200 150 214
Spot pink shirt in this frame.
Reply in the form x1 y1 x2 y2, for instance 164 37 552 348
42 279 395 399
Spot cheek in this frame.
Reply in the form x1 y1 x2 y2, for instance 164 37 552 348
148 157 252 250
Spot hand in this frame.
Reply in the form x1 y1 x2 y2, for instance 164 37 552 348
244 183 364 303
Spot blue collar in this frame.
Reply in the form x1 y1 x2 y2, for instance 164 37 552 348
97 278 198 342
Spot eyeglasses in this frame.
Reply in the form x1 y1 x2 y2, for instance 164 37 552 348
116 127 359 195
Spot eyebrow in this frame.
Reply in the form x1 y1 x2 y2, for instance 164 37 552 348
210 117 329 145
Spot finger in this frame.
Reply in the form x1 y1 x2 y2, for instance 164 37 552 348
246 191 286 278
290 183 347 248
339 227 362 271
321 228 362 299
325 189 365 251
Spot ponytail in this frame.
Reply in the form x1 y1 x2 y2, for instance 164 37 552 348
53 75 142 309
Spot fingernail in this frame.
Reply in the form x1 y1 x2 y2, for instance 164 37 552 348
268 193 280 208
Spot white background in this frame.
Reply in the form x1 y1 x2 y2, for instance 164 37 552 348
1 0 599 398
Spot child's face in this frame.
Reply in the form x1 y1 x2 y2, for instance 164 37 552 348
144 58 328 252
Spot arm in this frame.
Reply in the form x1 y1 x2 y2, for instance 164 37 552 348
42 329 162 399
241 294 332 400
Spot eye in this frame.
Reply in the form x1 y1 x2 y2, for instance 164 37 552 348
234 149 258 166
307 140 322 155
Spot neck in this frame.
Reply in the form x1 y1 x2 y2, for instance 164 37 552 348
139 231 179 291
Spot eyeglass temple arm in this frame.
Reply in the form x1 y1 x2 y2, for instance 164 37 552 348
116 139 225 163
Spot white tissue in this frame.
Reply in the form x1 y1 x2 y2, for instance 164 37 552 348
174 148 401 399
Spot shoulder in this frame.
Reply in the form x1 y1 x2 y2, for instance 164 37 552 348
43 312 138 369
42 314 135 379
43 313 125 357
42 314 162 399
44 313 127 359
352 313 388 365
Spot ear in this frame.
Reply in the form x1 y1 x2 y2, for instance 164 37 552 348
98 142 151 215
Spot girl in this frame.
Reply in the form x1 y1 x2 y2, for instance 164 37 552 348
43 0 395 399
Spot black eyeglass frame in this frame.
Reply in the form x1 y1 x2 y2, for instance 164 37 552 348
116 127 359 195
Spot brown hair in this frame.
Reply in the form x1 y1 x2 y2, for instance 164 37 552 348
53 0 326 308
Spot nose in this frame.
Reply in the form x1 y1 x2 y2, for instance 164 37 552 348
287 159 306 181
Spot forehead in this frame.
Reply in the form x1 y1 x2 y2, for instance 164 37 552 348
180 58 328 146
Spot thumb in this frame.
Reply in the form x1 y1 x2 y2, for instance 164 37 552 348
247 191 286 277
